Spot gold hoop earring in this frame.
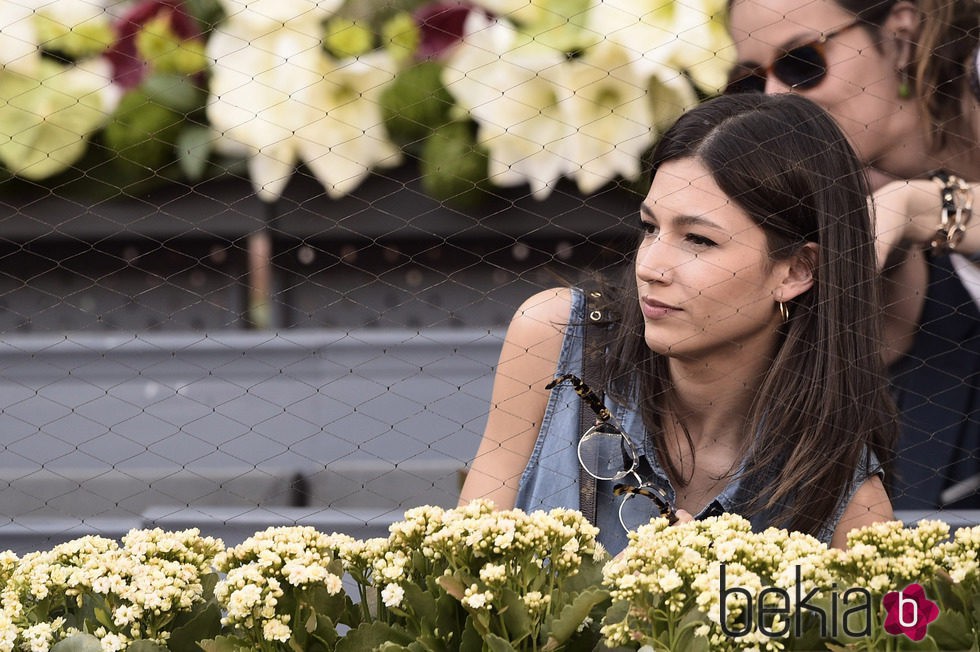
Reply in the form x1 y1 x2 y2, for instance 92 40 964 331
778 301 790 322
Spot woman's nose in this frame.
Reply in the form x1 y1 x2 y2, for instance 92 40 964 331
765 74 793 94
636 241 675 284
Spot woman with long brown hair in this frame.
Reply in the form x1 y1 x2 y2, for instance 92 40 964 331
460 93 898 554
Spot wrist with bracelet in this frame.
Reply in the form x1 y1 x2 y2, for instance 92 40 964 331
929 170 974 255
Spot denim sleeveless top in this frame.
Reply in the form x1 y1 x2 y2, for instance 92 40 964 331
888 254 980 509
515 288 881 554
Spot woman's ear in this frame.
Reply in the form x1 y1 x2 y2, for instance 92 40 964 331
775 243 818 303
883 0 922 70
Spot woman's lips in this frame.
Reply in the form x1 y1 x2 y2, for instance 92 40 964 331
640 297 682 319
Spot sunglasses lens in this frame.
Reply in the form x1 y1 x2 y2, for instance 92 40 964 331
578 424 635 480
618 492 660 531
774 44 827 89
725 66 766 94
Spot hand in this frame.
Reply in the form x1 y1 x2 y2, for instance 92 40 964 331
872 179 944 268
671 509 694 524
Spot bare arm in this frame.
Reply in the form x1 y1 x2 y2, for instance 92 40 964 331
829 476 893 550
872 180 969 365
874 178 980 268
458 288 572 509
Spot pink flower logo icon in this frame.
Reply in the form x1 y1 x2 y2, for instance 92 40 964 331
882 583 939 641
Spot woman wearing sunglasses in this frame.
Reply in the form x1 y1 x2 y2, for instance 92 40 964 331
728 0 980 514
459 93 897 554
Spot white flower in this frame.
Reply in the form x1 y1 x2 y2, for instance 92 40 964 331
585 0 735 94
0 1 40 75
21 622 54 652
324 572 344 595
262 617 292 643
658 568 683 592
0 43 116 181
207 0 401 201
442 12 573 199
99 633 128 652
461 583 494 610
381 583 404 608
443 7 701 198
479 563 507 585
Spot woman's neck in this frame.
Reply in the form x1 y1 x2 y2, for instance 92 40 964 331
665 352 771 449
869 113 980 185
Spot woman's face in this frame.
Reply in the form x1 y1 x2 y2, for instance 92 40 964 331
636 158 789 361
727 0 910 169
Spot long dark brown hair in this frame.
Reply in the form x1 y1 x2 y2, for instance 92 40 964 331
602 93 898 537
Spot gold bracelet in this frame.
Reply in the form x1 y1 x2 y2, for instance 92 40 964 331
929 171 974 255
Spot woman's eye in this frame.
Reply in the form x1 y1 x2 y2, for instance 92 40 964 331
639 219 658 235
686 234 717 247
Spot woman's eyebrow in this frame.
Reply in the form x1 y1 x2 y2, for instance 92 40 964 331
642 203 723 230
674 215 724 230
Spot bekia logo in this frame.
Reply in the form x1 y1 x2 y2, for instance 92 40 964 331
882 583 939 641
719 564 941 641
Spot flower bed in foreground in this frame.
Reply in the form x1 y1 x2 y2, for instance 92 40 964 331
0 502 976 651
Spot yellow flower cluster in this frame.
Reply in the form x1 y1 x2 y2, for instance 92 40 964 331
829 519 949 592
344 499 607 649
0 509 974 651
940 525 980 584
213 526 350 645
602 515 980 651
0 528 222 652
603 514 832 651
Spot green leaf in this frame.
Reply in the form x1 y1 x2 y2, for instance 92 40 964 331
498 588 532 644
310 613 340 648
127 642 169 652
420 120 489 209
926 608 974 650
50 635 104 652
671 607 710 652
175 125 213 181
408 635 449 652
542 588 610 649
103 87 185 184
436 574 467 602
896 634 939 650
168 601 222 651
92 606 113 630
197 636 250 652
380 61 454 150
484 633 518 652
561 558 607 595
335 621 413 652
309 584 351 623
458 617 483 652
141 73 205 114
402 582 439 631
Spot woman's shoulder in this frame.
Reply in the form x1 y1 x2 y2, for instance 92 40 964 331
508 287 578 332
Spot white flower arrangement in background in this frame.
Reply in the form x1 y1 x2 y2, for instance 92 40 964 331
441 0 733 198
0 0 735 209
0 0 118 180
205 0 402 202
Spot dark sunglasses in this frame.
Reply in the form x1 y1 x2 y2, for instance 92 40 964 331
725 19 864 94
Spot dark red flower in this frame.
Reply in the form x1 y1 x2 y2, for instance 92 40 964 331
106 0 203 88
413 1 474 60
